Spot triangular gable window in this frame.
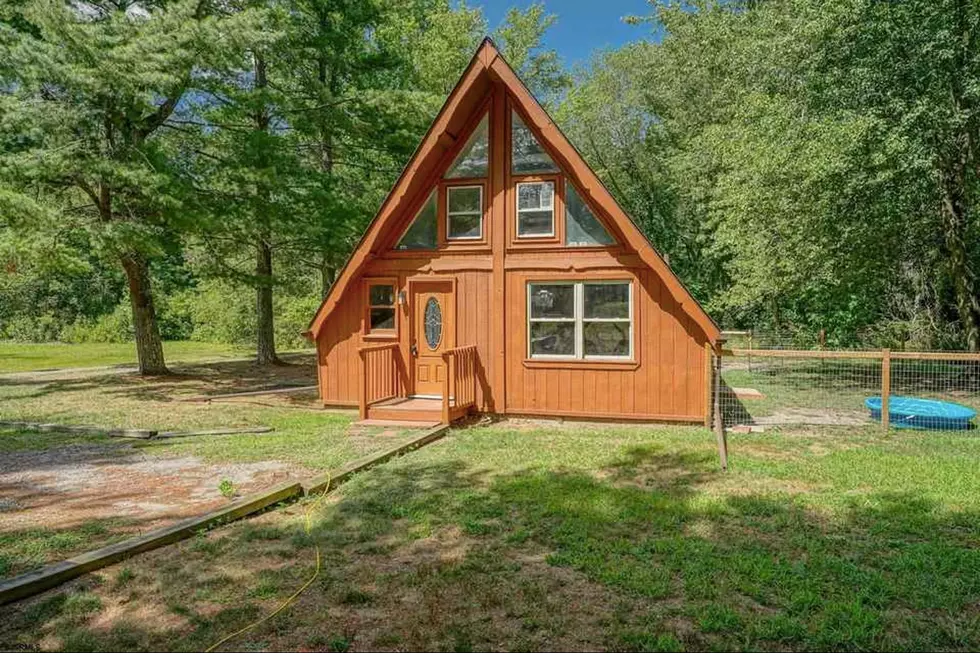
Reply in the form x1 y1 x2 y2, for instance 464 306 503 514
395 190 437 250
511 111 558 174
446 113 489 178
566 184 615 246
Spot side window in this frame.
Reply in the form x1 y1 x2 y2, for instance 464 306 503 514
566 184 614 246
367 283 396 334
511 111 558 174
516 181 555 238
446 185 483 240
396 191 437 250
446 114 489 178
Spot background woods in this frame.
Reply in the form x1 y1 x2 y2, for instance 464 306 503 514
1 0 979 373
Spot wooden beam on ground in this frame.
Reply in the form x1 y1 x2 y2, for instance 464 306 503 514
302 423 450 495
154 427 275 439
0 421 155 439
0 481 303 606
180 385 318 403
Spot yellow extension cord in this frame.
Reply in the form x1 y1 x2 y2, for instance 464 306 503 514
205 476 330 653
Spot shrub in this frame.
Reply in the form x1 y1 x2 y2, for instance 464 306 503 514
59 303 132 343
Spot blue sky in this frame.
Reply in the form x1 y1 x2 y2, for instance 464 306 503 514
479 0 657 67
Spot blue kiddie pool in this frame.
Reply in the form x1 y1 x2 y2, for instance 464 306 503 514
865 395 977 430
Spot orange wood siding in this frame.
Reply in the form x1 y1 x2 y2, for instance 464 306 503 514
504 267 708 421
315 284 363 406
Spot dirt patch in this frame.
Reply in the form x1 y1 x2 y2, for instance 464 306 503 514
0 441 302 533
751 407 868 426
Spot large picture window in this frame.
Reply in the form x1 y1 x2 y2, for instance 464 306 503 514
527 281 632 359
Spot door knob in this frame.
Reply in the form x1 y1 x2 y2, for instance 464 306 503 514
410 343 418 357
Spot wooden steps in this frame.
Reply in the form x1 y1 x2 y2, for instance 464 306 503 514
367 397 443 424
364 397 472 425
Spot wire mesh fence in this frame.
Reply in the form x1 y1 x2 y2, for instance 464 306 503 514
716 339 980 432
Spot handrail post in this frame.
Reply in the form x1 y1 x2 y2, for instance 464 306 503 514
441 351 451 424
358 349 367 420
881 348 891 431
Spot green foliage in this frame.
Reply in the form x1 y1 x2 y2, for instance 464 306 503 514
561 0 980 349
218 479 236 499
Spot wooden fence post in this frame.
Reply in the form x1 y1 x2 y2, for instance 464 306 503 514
881 348 891 431
713 343 728 472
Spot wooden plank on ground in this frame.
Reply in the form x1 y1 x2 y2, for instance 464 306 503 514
302 424 450 495
155 427 275 439
0 421 155 439
180 385 318 403
0 481 303 606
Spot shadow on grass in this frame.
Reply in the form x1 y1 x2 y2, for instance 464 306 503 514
0 356 317 404
2 443 979 651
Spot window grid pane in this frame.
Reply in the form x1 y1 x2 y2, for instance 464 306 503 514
447 185 483 239
528 281 632 359
517 182 555 237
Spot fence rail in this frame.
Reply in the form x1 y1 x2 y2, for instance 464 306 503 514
715 346 980 432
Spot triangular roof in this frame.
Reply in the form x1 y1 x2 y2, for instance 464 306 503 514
308 38 720 343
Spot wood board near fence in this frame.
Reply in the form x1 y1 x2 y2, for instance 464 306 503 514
723 348 980 361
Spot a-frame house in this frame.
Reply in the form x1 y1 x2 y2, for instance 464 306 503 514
307 38 721 425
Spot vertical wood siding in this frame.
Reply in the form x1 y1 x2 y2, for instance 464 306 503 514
504 267 708 421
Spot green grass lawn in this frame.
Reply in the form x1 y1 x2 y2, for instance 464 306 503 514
0 341 273 373
3 421 978 651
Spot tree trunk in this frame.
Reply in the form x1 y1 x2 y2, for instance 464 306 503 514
255 238 281 365
120 252 168 375
940 161 980 351
251 51 281 366
320 258 336 299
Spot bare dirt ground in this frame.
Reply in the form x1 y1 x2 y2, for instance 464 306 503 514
0 440 302 533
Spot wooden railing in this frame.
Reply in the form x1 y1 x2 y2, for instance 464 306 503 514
442 344 479 423
358 343 403 419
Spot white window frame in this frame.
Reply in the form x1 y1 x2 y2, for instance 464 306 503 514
527 280 633 360
446 185 484 240
516 180 555 238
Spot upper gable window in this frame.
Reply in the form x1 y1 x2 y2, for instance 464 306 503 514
447 185 483 240
511 111 558 175
396 190 437 250
446 114 489 179
566 184 614 246
517 181 555 237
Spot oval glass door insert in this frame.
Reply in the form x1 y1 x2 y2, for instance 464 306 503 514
424 297 442 350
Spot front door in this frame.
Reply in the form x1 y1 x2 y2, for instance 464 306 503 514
411 280 453 397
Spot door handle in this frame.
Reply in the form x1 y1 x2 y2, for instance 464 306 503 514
410 343 418 357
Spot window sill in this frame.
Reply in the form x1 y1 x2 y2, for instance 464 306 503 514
522 358 639 371
363 331 398 341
